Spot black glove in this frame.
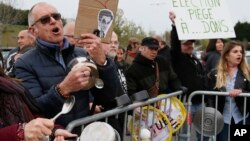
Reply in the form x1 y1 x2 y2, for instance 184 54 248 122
179 86 188 95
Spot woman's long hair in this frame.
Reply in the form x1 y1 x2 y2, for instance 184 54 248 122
206 38 225 52
215 41 250 89
0 65 36 127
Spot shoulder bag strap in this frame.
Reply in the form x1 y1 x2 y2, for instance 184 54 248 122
155 62 160 88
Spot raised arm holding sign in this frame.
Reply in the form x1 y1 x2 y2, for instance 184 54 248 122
169 10 210 141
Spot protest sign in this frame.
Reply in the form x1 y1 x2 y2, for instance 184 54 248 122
171 0 236 40
75 0 118 43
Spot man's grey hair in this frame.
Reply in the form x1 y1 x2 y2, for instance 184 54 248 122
28 4 36 26
63 21 76 34
28 2 57 26
19 29 36 41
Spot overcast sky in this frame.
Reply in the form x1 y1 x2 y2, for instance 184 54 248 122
12 0 250 35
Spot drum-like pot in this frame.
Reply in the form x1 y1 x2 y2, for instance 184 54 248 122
68 57 103 89
193 107 224 137
80 122 120 141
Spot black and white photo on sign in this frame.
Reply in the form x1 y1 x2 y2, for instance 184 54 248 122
97 9 114 38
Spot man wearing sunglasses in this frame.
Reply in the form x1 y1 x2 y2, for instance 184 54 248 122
15 2 120 135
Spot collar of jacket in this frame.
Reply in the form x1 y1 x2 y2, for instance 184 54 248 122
36 38 74 54
35 38 75 59
36 37 70 51
133 53 157 67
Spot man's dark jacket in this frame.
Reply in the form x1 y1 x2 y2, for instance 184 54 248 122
170 25 206 104
15 40 120 128
126 53 181 96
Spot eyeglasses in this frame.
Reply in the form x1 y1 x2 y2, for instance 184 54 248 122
31 13 61 26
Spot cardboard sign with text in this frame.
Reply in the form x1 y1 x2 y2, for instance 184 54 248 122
170 0 236 40
75 0 118 43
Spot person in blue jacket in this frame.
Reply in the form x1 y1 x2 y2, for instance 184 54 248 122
15 2 121 134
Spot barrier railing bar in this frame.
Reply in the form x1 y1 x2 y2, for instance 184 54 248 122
66 90 183 132
186 91 250 141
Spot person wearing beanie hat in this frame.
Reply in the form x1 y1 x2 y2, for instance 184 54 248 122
126 36 182 98
125 37 140 65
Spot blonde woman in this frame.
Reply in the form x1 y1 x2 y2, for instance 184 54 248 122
207 41 250 140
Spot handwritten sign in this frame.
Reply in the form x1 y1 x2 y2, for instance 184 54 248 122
171 0 236 40
75 0 118 43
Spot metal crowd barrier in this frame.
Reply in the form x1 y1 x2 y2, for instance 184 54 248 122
185 91 250 141
66 90 184 141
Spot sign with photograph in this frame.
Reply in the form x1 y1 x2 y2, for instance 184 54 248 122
170 0 236 40
75 0 118 43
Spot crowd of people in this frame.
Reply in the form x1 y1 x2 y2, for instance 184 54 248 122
1 2 250 141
